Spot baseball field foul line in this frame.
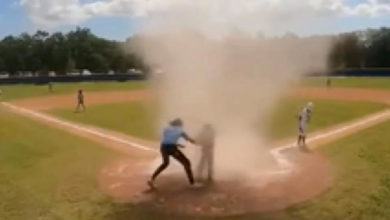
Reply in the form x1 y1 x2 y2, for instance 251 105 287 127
274 109 390 151
1 102 157 153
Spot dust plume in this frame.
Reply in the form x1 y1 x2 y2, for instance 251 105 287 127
132 1 332 180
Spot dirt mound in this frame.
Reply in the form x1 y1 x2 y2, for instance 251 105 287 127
98 152 332 216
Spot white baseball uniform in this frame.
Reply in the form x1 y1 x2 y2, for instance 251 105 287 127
298 107 311 136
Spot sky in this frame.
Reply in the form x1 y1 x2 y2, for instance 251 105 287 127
0 0 390 41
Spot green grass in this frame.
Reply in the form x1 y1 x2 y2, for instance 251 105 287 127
267 98 387 140
49 98 387 141
0 81 146 101
0 107 120 220
272 119 390 220
302 76 390 89
50 101 159 140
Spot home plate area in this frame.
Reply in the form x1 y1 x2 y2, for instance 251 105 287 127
98 149 331 216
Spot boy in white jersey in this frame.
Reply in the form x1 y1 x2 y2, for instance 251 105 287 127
148 118 197 190
196 124 216 184
297 102 313 152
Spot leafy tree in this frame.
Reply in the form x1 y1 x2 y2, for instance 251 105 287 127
0 28 148 75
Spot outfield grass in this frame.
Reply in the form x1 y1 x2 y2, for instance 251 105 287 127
49 98 387 141
0 81 146 101
0 107 120 220
303 76 390 89
50 101 159 140
271 119 390 220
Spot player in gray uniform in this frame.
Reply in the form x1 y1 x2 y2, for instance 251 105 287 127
74 89 85 113
297 102 313 152
196 124 216 184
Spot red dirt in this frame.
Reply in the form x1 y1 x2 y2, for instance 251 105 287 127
10 87 390 111
98 152 331 216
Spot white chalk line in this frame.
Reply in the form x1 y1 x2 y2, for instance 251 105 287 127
270 109 390 171
3 102 390 177
1 102 157 153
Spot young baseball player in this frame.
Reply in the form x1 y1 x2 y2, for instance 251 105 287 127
74 89 85 112
48 82 53 93
297 102 313 152
326 78 332 89
148 118 198 190
196 124 216 184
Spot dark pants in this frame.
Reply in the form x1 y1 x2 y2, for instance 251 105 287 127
151 144 194 184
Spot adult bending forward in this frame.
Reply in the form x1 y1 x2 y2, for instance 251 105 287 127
148 118 197 189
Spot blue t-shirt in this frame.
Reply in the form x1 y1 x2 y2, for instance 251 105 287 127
161 125 184 145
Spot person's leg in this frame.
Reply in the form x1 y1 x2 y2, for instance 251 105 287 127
74 103 80 112
207 148 214 183
298 124 305 147
196 150 206 180
297 135 302 146
151 148 170 181
172 148 194 184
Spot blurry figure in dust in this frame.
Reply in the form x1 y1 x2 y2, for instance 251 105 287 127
48 82 53 93
196 124 216 184
74 89 85 113
326 78 332 89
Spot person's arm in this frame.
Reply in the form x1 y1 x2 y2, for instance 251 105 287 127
182 132 196 144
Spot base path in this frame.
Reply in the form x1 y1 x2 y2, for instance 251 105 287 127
8 87 390 111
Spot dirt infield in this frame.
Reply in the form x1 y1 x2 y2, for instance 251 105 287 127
98 151 331 216
4 87 390 216
9 87 390 111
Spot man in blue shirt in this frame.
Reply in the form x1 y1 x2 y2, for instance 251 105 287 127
148 118 196 189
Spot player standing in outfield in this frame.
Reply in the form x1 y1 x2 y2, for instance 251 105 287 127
148 118 198 189
326 78 332 89
74 89 86 113
196 124 216 184
48 82 53 93
297 102 313 152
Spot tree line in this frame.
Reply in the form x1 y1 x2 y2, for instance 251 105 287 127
0 27 147 75
1 27 390 76
328 27 390 70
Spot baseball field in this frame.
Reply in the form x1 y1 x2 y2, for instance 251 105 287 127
1 77 390 219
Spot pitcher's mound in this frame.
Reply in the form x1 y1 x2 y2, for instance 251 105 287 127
98 152 332 216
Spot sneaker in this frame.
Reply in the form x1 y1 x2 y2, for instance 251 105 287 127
190 182 204 189
147 180 155 190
